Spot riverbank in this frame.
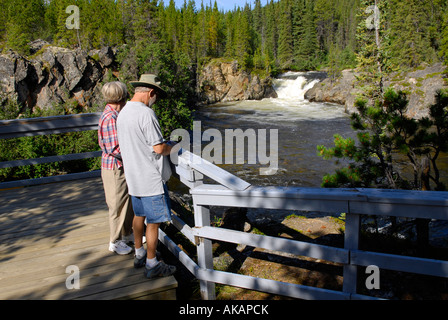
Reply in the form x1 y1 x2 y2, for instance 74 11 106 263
305 63 447 119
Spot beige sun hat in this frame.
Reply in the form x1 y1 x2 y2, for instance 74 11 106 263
130 74 167 99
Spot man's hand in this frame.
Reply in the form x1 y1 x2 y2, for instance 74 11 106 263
153 141 176 156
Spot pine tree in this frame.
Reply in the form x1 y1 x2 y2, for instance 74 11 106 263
277 0 293 69
224 10 236 58
293 0 318 70
195 2 209 61
355 0 390 101
318 87 448 191
440 8 448 65
234 6 252 69
181 0 197 61
53 0 82 48
207 1 220 57
253 0 263 50
161 0 181 52
314 0 334 51
264 0 278 64
388 0 437 68
5 0 46 54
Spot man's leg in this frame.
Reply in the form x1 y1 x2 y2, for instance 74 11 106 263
143 222 176 278
145 222 160 260
133 216 146 250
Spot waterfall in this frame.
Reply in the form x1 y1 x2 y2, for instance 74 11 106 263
273 71 325 101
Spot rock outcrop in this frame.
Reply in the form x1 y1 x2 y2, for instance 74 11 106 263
0 44 115 112
305 63 447 118
197 60 277 105
305 69 358 107
1 48 277 113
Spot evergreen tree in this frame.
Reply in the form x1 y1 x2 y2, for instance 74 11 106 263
5 0 46 54
223 10 235 58
161 0 181 52
314 0 334 52
195 2 209 62
181 0 197 61
2 0 447 87
264 0 279 65
277 0 293 69
355 0 390 101
318 88 448 191
253 0 263 50
388 0 437 68
207 1 220 57
234 6 252 69
293 0 318 70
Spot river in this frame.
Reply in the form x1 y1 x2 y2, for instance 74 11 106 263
182 71 448 242
194 71 354 188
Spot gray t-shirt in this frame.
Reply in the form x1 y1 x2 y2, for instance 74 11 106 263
117 101 172 197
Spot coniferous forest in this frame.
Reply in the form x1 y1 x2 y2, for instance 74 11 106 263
2 0 447 74
1 0 448 190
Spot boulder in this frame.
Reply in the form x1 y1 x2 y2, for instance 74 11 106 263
304 63 447 118
305 69 358 109
197 60 277 105
0 43 117 114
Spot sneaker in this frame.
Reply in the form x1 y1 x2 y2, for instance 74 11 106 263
134 252 147 268
109 240 133 255
143 261 176 279
134 251 162 268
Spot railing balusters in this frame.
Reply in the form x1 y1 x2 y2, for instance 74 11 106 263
343 212 361 297
2 114 448 300
193 204 216 300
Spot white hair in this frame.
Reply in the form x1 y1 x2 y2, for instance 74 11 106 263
134 86 153 93
102 81 128 103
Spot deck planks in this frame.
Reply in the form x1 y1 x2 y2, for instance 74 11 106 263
0 177 177 300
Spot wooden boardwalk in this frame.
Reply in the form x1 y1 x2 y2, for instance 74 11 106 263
0 177 177 300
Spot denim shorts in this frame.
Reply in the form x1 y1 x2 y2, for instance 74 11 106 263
131 185 172 224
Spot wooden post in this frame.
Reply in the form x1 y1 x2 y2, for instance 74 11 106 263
343 211 360 298
193 203 216 300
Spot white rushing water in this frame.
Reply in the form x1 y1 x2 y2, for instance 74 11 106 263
273 71 322 100
202 71 347 125
196 71 354 187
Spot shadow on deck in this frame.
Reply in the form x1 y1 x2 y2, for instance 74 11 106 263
0 177 177 300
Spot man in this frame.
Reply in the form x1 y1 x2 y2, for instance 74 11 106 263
117 74 176 279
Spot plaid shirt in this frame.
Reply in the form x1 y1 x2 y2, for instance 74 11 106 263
98 105 122 170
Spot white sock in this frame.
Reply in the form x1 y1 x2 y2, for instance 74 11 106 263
135 247 146 259
146 257 158 268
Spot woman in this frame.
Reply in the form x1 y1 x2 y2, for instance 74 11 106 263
98 81 134 255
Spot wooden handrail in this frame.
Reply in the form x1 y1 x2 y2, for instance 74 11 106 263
0 113 102 188
1 114 448 300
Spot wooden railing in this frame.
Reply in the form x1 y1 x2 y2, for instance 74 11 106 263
0 113 102 188
167 150 448 300
1 114 448 300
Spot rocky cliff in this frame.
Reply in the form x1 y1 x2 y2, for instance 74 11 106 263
197 59 277 105
0 42 115 113
0 45 278 115
305 63 447 118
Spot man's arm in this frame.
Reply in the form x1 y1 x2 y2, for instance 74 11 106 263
153 142 173 156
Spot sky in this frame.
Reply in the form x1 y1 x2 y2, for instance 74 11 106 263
172 0 262 12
